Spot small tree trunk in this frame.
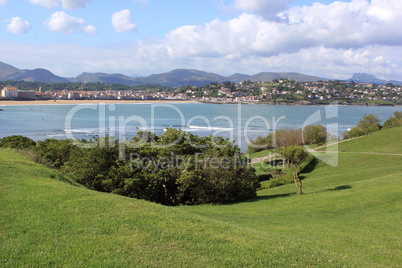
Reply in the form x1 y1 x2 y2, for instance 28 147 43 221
293 166 303 195
283 158 286 171
297 179 303 195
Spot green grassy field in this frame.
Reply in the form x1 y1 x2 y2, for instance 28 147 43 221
1 128 401 267
323 127 402 154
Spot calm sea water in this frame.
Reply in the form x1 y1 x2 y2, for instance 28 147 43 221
1 103 401 151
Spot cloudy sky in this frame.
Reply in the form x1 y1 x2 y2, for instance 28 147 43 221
1 0 401 80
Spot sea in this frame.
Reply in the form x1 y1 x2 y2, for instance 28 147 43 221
1 103 401 152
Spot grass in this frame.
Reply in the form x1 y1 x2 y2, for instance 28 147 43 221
322 126 402 154
247 149 273 159
1 128 401 267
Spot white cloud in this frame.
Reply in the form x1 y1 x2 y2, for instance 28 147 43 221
2 0 402 81
0 0 6 6
112 9 137 33
1 40 400 81
81 25 98 35
150 0 402 60
6 17 32 34
235 0 293 20
29 0 89 9
44 11 84 34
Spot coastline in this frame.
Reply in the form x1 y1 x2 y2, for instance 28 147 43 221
0 99 199 106
0 99 400 107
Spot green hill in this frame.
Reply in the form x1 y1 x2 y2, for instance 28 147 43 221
324 127 402 154
1 128 401 266
70 72 137 85
248 72 324 82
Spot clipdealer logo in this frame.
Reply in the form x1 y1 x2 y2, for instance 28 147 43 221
64 102 339 166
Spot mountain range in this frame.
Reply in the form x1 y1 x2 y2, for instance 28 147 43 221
0 61 400 87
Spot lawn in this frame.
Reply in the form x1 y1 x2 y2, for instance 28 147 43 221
322 126 402 154
1 128 401 267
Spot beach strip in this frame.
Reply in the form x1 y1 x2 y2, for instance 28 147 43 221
0 99 199 106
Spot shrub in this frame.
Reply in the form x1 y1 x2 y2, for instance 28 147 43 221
343 127 365 139
247 134 273 154
343 114 381 139
0 135 36 150
247 127 303 153
303 124 327 145
34 139 77 169
264 174 293 189
61 129 259 206
273 128 303 148
383 111 402 129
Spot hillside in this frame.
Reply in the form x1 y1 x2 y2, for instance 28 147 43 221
7 68 68 83
347 73 402 85
70 72 136 85
248 72 324 82
0 62 68 83
0 61 19 79
1 127 401 266
2 60 401 87
132 69 228 87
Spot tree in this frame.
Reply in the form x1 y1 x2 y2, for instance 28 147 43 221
383 111 402 129
343 114 382 139
273 128 303 149
343 127 365 139
303 124 327 145
356 114 381 135
278 146 309 195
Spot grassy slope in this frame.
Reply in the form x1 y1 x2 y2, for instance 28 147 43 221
1 128 401 267
247 149 273 159
323 127 402 154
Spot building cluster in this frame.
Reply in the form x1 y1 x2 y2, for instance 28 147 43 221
0 86 191 101
193 80 401 103
1 79 401 104
1 86 36 99
301 82 401 102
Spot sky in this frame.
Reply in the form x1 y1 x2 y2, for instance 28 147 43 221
1 0 401 80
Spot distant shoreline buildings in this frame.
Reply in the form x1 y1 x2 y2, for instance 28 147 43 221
1 79 401 104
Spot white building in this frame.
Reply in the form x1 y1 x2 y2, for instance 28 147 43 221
1 86 19 98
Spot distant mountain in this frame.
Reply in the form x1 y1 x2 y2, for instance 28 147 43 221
2 60 401 87
131 69 228 87
346 73 402 85
130 70 325 87
70 72 136 85
248 72 324 83
0 61 20 80
226 73 251 83
8 69 68 83
0 61 67 83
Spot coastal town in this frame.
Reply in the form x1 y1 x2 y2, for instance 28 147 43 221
1 79 401 105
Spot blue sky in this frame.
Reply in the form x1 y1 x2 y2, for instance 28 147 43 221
1 0 401 80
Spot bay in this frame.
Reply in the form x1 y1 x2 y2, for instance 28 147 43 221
0 103 401 151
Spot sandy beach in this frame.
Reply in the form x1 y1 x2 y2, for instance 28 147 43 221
0 99 199 106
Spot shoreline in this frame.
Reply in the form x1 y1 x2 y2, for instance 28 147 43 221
0 99 199 106
0 99 400 107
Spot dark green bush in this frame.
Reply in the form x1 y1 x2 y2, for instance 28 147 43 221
60 129 259 206
343 114 381 139
0 135 36 150
303 124 327 145
34 139 77 169
383 111 402 129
